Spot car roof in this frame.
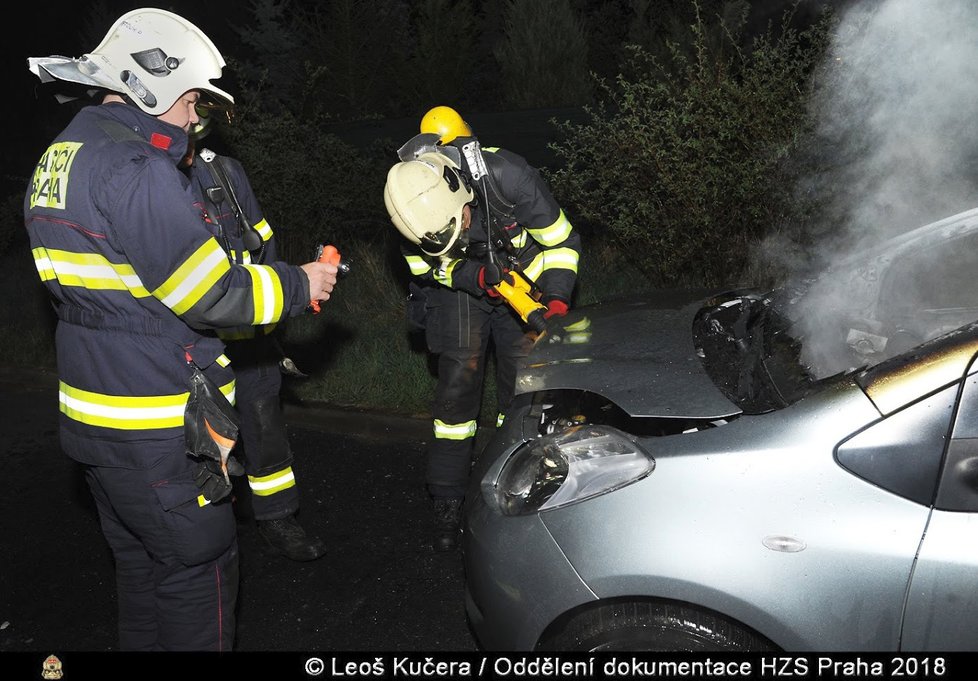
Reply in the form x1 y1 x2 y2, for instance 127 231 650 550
827 206 978 273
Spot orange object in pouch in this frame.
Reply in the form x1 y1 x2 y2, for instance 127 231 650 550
184 363 239 468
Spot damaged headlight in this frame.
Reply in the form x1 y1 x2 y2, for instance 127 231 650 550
494 425 654 516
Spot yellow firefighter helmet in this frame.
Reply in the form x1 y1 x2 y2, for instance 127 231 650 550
420 106 473 145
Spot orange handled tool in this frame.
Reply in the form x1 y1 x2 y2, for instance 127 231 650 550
310 244 342 314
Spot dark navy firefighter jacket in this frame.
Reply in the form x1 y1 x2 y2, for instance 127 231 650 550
24 102 310 468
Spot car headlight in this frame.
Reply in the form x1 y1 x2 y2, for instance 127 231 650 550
494 425 654 516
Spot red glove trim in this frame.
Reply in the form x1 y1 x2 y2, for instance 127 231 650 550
543 299 569 319
478 267 501 297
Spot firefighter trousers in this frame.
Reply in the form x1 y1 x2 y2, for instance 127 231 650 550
424 288 533 498
232 350 300 521
83 449 238 651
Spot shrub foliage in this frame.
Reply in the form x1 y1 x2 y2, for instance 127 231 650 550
548 1 831 287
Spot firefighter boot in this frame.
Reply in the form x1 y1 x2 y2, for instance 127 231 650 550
432 497 463 552
258 514 326 562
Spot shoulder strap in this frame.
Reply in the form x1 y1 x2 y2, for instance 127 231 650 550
458 140 516 216
455 140 517 260
197 150 265 261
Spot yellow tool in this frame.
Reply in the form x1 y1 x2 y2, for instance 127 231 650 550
494 269 548 334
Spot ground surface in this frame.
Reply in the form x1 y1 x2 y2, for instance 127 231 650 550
0 367 477 655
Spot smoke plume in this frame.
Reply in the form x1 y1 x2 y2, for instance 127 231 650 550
784 0 978 376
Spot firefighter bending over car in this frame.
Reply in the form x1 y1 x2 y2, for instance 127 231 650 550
24 8 340 650
384 105 582 552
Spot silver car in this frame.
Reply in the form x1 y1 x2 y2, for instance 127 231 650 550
462 207 978 651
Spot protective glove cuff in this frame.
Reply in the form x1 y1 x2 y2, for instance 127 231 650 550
543 298 569 319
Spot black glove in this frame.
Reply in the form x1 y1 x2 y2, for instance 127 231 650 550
478 262 508 298
193 456 244 504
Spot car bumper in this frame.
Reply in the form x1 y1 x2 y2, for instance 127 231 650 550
463 486 597 650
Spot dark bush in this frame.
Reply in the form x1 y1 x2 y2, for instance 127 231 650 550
547 1 832 288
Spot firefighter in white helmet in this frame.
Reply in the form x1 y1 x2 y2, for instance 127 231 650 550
384 106 582 552
25 8 340 650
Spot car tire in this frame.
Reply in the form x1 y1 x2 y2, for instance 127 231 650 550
539 601 775 652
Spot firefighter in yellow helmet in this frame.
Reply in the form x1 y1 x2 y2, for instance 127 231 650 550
385 106 582 552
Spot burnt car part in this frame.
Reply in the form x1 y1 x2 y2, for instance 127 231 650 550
692 291 816 414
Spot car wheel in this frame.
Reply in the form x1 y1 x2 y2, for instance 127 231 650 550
539 602 775 652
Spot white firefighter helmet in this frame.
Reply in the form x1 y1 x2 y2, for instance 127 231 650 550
27 8 233 116
420 106 473 144
384 152 474 257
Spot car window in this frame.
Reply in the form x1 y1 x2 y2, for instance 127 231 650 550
936 356 978 512
880 230 978 312
836 383 956 505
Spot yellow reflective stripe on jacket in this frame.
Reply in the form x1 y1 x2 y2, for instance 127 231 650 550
248 467 296 496
433 259 463 288
59 378 236 431
241 264 284 325
404 253 432 276
154 238 231 314
216 354 231 368
33 247 56 281
496 413 506 427
32 247 150 296
524 247 580 280
253 218 273 241
510 231 528 249
526 209 573 246
433 418 477 440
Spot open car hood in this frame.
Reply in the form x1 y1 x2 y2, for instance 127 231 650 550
516 289 742 419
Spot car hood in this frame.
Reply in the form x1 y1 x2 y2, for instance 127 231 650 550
516 288 743 419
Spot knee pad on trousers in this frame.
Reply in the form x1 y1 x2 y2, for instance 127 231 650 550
238 395 293 476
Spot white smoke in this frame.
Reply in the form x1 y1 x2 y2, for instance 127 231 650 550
810 0 978 248
784 0 978 377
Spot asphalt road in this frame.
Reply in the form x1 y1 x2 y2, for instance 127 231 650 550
0 366 478 654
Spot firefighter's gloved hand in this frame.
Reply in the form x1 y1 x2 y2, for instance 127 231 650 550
478 263 502 292
543 298 569 320
478 263 507 298
193 456 244 504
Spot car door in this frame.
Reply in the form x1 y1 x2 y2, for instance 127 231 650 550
901 353 978 650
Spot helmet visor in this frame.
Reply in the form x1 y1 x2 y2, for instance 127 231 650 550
420 219 459 256
191 99 233 139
